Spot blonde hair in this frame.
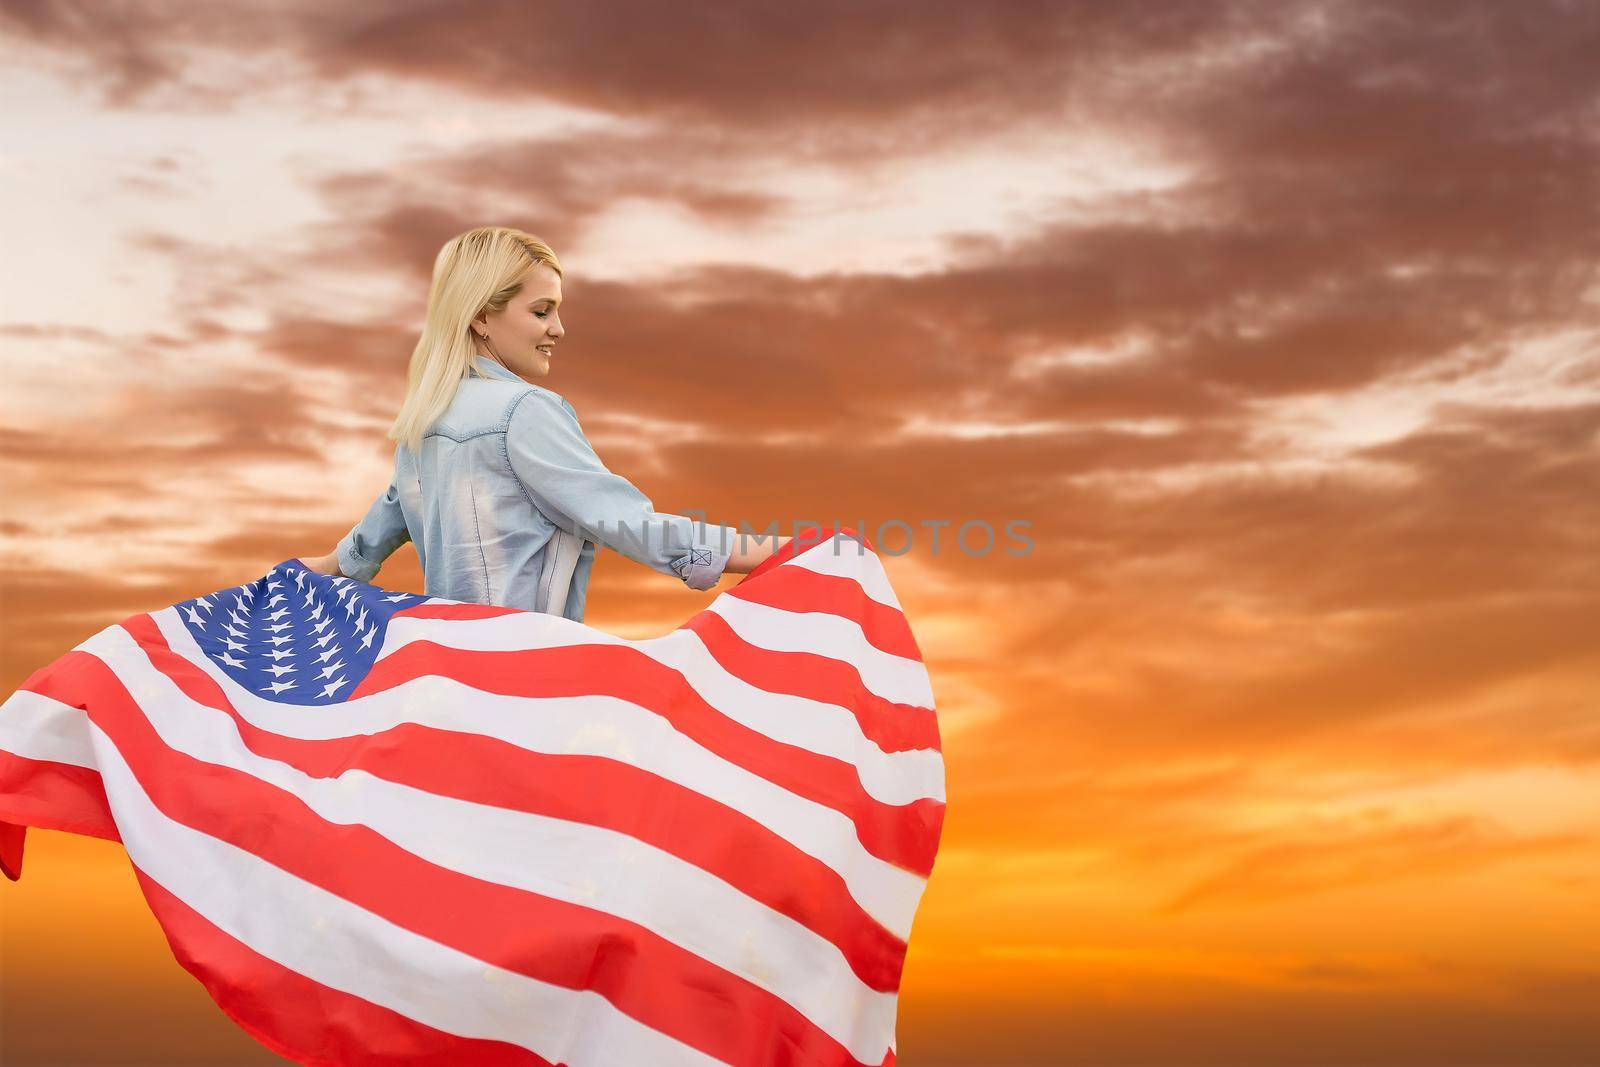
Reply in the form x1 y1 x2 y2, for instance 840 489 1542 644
388 226 563 454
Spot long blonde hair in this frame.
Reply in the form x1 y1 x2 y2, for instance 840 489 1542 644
388 226 563 454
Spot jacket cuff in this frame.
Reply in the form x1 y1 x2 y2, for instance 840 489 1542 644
336 534 381 582
669 545 730 591
664 521 737 591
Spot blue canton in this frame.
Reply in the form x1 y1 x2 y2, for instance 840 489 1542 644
173 559 430 706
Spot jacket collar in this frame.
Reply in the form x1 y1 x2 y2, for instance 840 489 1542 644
468 353 525 384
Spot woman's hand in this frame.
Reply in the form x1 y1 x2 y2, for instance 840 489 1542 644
298 551 345 577
722 533 793 574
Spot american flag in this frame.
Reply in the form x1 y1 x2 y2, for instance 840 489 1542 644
0 526 945 1067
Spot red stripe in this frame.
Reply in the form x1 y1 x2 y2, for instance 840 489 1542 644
118 613 911 992
395 601 941 756
725 565 923 663
0 749 121 881
132 865 553 1066
357 635 942 877
400 601 524 621
743 526 877 582
681 610 943 756
28 641 895 1067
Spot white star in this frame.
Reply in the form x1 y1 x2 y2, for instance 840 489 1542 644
265 679 297 694
182 605 206 627
320 677 350 698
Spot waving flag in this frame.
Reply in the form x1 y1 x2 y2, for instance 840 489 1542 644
0 526 944 1067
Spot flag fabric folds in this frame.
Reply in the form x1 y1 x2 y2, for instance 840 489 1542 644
0 526 944 1067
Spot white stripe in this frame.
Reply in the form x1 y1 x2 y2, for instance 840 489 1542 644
81 717 730 1067
785 537 904 612
0 689 99 769
640 632 944 802
704 596 935 709
112 619 908 1059
152 609 931 939
378 611 945 805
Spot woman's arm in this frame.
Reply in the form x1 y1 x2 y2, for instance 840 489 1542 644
334 469 412 581
296 464 410 580
505 390 744 589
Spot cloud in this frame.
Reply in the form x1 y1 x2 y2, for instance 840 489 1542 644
4 7 1599 1058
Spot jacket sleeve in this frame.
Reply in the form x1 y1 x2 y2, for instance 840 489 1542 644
335 456 413 582
505 389 735 591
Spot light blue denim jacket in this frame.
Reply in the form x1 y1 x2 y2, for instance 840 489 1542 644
335 353 737 622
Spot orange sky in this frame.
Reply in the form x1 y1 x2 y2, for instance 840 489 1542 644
3 3 1599 1065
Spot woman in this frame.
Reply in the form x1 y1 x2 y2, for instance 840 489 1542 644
299 226 789 620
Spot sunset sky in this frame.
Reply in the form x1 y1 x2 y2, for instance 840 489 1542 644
3 2 1599 1065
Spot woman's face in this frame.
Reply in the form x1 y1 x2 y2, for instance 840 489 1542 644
473 262 565 380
